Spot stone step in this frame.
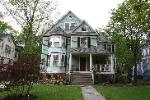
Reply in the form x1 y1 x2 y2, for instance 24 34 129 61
72 76 92 78
72 82 93 85
71 73 93 85
72 78 92 81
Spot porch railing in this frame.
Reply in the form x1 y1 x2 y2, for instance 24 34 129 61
93 64 111 72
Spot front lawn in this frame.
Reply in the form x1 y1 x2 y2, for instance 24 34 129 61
0 85 83 100
95 86 150 100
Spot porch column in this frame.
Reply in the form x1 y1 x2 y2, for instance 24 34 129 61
110 54 114 72
90 53 92 71
69 53 72 73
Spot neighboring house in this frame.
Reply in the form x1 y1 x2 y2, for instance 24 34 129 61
138 43 150 80
41 11 116 76
0 33 16 64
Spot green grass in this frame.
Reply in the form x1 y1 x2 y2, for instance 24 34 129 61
0 85 83 100
95 86 150 100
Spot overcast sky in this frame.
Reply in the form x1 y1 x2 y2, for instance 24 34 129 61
3 0 125 32
56 0 124 29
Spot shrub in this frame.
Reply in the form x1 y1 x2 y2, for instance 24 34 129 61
117 75 128 83
0 54 40 99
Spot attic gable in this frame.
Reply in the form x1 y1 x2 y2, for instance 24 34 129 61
72 21 95 33
44 11 82 35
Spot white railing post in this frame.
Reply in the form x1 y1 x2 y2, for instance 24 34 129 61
69 53 72 81
90 53 92 71
110 54 114 72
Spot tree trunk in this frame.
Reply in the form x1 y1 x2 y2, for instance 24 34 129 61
133 52 137 85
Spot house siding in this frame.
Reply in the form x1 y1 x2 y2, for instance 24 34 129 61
0 35 16 64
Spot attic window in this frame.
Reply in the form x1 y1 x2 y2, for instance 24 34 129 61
81 27 86 31
69 15 72 18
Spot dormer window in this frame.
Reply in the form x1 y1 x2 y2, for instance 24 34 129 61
70 23 75 30
81 27 86 31
65 23 69 30
65 23 75 30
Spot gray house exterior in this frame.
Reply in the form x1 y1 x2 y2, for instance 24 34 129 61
0 33 16 64
138 43 150 80
41 11 116 76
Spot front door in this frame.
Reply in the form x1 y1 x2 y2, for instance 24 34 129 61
80 57 86 71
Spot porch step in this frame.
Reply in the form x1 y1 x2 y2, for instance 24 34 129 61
71 72 93 85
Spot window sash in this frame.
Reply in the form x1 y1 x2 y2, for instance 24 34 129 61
65 23 69 30
80 37 88 48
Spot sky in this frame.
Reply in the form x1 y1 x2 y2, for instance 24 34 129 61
56 0 125 29
2 0 125 32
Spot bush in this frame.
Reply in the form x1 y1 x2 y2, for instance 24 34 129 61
40 73 70 85
0 54 40 99
117 75 128 83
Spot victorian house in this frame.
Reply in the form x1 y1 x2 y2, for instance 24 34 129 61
41 11 116 84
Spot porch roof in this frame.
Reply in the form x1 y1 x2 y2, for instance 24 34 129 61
69 47 111 54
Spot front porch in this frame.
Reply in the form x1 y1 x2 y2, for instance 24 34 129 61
69 53 115 74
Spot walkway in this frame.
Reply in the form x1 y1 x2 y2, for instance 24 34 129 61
81 85 106 100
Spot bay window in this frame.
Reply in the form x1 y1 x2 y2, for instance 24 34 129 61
53 55 59 66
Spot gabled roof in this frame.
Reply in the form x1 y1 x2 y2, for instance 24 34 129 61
72 20 95 33
97 34 109 42
44 11 82 35
50 26 65 33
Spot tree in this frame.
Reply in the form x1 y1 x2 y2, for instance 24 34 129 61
106 0 150 84
0 0 57 46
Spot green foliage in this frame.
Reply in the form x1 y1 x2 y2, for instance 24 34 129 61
0 21 8 32
112 34 133 71
0 0 56 46
18 46 41 56
96 86 150 100
0 21 17 35
17 33 42 55
105 0 150 83
0 85 83 100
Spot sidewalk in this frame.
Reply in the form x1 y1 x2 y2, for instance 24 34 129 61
81 85 106 100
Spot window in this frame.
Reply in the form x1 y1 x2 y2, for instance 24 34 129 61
48 41 52 47
101 44 106 50
54 42 59 47
80 37 88 48
107 45 111 52
67 38 71 45
0 57 4 64
65 23 69 30
62 37 66 47
61 55 65 66
69 15 73 19
5 45 11 54
53 55 59 66
65 23 75 30
0 43 4 49
47 55 51 66
81 27 86 31
70 23 75 30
